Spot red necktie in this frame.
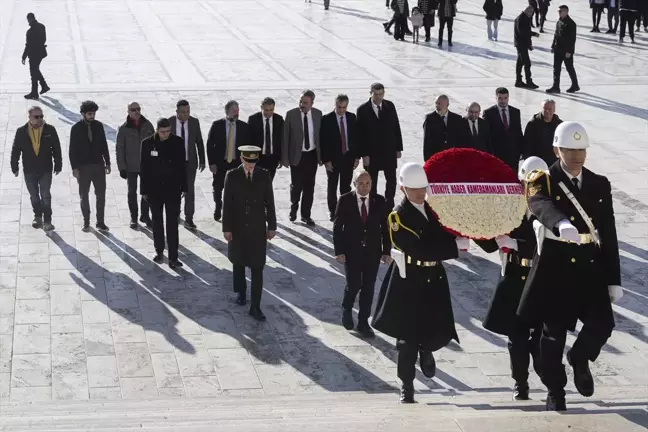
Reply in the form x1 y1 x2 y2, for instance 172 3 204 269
360 197 368 224
340 116 347 154
501 108 509 130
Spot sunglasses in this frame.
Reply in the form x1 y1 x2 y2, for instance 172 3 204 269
129 107 141 112
31 115 44 119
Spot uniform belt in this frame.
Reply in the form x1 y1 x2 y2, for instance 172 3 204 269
508 255 532 267
545 230 596 245
406 256 438 267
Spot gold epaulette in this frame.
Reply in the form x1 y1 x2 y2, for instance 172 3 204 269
525 169 551 198
388 211 420 251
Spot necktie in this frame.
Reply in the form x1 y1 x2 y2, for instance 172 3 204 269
360 197 368 224
377 105 382 119
340 116 347 154
471 120 477 137
180 121 186 141
442 115 447 127
572 177 580 190
264 118 271 155
226 122 235 163
247 171 252 184
501 108 509 130
303 113 310 150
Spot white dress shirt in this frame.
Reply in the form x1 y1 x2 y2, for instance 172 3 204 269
301 110 315 152
561 164 583 189
176 117 189 161
372 102 383 118
357 193 370 214
411 201 428 220
468 118 479 135
263 116 273 155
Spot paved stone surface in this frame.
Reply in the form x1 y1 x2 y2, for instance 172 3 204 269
0 0 647 425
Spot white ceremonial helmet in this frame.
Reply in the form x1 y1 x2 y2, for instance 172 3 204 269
399 162 429 188
553 121 590 149
518 156 549 181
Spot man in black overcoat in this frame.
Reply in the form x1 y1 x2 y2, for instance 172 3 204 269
248 97 283 181
222 146 277 321
321 94 359 221
422 94 464 161
482 87 525 172
356 83 403 212
140 118 187 269
547 5 579 94
372 162 470 404
514 6 540 89
333 171 391 338
517 122 623 411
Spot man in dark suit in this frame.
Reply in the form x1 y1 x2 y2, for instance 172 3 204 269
461 102 491 153
222 146 277 321
140 118 187 269
437 0 457 47
22 13 49 100
168 99 205 230
282 90 323 226
482 87 525 172
334 171 391 338
356 83 403 211
248 97 283 180
422 94 464 161
207 100 250 222
320 94 359 221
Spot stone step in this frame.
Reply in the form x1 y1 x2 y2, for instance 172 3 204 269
1 388 646 431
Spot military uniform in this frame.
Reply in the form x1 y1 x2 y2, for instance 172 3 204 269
517 122 621 410
222 146 277 321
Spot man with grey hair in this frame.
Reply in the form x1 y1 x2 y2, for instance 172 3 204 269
207 100 250 221
523 98 563 165
116 101 155 229
333 170 391 337
514 5 539 89
282 90 323 226
462 102 491 153
423 94 463 160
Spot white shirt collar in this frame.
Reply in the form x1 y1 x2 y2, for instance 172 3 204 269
561 163 583 185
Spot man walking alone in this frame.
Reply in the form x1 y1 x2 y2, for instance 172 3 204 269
22 13 49 100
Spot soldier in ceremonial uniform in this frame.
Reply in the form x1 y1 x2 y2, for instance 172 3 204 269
372 162 470 404
222 146 277 321
479 156 548 401
517 122 623 411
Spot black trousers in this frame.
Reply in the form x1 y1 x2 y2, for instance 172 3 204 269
149 193 181 261
508 323 542 384
396 340 434 385
233 265 264 309
212 160 241 211
540 7 548 30
24 171 53 222
256 154 278 180
184 165 197 220
289 150 318 219
552 50 578 89
326 153 355 215
127 172 150 221
28 56 47 94
620 10 637 39
423 13 435 40
438 17 454 43
342 253 381 324
516 48 533 81
607 7 619 31
367 165 396 211
592 5 604 28
394 14 408 40
77 164 106 224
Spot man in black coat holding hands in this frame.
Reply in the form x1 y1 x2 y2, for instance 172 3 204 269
222 146 277 321
333 171 391 338
518 122 622 411
248 97 283 181
140 118 187 269
482 87 525 172
356 83 403 211
514 6 540 89
547 5 579 94
321 94 359 221
423 94 464 161
22 13 49 100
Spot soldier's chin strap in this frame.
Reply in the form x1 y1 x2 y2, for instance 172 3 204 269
557 181 601 247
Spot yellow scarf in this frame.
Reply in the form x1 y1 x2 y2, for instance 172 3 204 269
28 123 43 156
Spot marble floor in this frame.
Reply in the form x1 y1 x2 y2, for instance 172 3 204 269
0 0 646 419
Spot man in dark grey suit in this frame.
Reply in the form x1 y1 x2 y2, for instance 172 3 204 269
168 99 205 230
282 90 322 226
461 102 492 154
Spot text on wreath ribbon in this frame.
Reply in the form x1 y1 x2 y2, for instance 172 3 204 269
428 183 524 196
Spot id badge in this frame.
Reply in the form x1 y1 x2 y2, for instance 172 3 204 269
150 150 158 157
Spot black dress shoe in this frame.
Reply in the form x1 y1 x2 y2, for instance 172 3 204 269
399 385 415 404
249 307 267 321
567 350 594 397
329 212 334 222
169 259 183 269
515 80 527 88
24 93 39 100
301 217 315 226
342 309 354 330
513 382 530 400
96 222 109 231
545 86 560 94
356 323 375 338
40 85 50 95
236 292 247 306
526 81 539 90
184 220 197 230
81 223 91 232
546 393 567 411
419 350 436 378
140 217 153 228
129 220 138 229
214 209 222 222
289 213 297 222
448 41 453 47
32 218 43 229
153 253 164 264
566 85 580 94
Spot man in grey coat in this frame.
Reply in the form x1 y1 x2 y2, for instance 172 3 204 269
116 101 155 229
168 99 205 230
282 90 322 226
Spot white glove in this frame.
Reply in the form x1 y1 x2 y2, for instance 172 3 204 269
558 221 581 244
455 237 470 252
495 235 518 252
608 285 623 303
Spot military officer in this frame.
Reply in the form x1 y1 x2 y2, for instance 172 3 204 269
222 145 277 321
517 121 623 411
479 156 547 401
372 162 470 404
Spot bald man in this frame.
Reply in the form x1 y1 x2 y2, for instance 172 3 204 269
423 95 464 161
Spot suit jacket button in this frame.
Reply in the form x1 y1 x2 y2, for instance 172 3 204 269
571 257 576 263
